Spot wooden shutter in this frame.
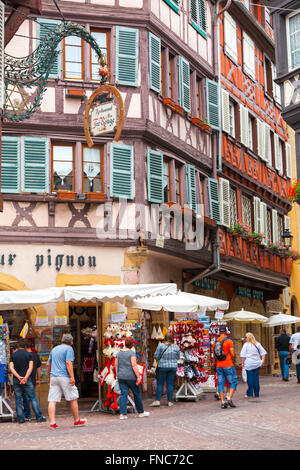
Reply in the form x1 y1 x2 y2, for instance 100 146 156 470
222 89 230 134
163 0 180 13
257 119 265 160
219 178 230 228
208 177 220 222
243 32 255 79
272 64 281 105
110 143 134 199
254 196 262 233
186 164 197 212
1 136 20 193
206 79 220 130
261 201 267 245
0 1 4 109
272 209 279 243
22 137 49 193
264 124 271 164
116 26 139 86
284 215 291 232
286 142 292 178
224 12 237 62
240 104 249 147
178 56 191 113
37 19 61 78
147 149 163 203
274 134 283 174
190 0 207 35
149 33 161 94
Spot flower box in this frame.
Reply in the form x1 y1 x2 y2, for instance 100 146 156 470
56 191 76 200
163 97 177 112
174 104 185 116
191 117 204 128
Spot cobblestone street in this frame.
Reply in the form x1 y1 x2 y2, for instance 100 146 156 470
1 375 300 451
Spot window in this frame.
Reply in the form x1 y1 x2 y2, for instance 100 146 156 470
149 32 161 93
287 12 300 70
230 187 238 225
161 46 166 96
265 8 272 27
224 12 238 62
63 36 83 80
267 209 272 243
248 114 254 151
168 53 175 99
116 27 139 87
52 143 74 192
242 194 252 231
90 30 109 81
243 32 255 79
175 165 181 204
190 0 207 37
37 19 61 79
83 145 104 194
178 56 191 113
277 214 284 244
196 77 202 118
264 56 273 96
229 102 235 137
163 160 170 203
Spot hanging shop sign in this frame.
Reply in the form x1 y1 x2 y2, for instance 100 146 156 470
84 84 125 148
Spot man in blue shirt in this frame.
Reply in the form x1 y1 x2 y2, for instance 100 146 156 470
47 333 87 429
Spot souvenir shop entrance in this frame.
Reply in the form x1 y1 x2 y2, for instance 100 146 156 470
69 304 102 399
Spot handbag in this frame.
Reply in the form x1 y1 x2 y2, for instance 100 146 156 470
242 368 247 383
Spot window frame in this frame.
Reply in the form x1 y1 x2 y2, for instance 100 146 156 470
82 144 105 198
90 29 110 82
229 101 236 138
63 36 84 81
224 12 238 63
51 142 75 193
286 10 300 72
163 159 171 203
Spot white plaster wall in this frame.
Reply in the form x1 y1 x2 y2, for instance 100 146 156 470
63 96 82 114
119 0 143 7
90 0 115 5
151 0 160 17
127 94 141 118
40 87 56 113
5 21 30 57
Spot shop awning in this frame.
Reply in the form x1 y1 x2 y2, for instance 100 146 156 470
263 313 300 327
127 290 229 313
222 309 268 324
0 283 177 310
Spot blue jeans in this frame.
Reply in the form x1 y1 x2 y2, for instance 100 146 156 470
156 368 177 402
246 367 260 397
217 367 238 393
118 379 144 415
278 351 290 379
13 378 43 422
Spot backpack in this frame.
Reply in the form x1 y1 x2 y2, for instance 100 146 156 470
214 338 228 361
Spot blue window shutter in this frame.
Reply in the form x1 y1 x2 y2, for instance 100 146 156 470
116 26 139 87
178 56 191 113
190 0 207 37
208 177 220 222
1 136 20 193
186 164 197 212
149 33 161 94
21 137 49 193
37 19 61 79
163 0 180 13
206 79 220 130
147 149 163 203
110 143 134 199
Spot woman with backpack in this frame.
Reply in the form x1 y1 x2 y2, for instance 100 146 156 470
240 332 267 399
149 332 180 407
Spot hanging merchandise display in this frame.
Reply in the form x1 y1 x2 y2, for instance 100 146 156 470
0 322 14 420
169 320 208 401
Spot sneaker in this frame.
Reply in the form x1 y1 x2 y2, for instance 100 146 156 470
168 402 174 407
120 415 128 420
221 403 227 409
244 395 252 398
37 417 47 423
226 400 236 408
25 418 32 422
138 411 150 418
74 418 87 427
50 424 59 430
149 401 160 407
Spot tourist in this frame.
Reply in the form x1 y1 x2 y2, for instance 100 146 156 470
22 340 42 421
47 333 87 429
275 329 291 381
150 332 180 407
115 336 149 420
214 325 238 409
240 332 267 399
289 326 300 383
9 339 46 424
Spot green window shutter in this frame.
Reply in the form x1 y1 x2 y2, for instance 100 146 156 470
21 137 49 193
147 149 163 203
37 19 61 79
116 26 139 87
208 177 220 222
178 56 191 113
163 0 180 13
1 136 20 193
110 143 134 199
190 0 207 37
206 79 220 130
186 164 197 212
149 33 161 94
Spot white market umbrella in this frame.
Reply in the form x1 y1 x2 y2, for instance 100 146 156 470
127 290 229 313
263 313 300 327
223 308 268 324
0 286 66 311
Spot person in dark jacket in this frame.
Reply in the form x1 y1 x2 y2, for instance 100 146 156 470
275 329 291 381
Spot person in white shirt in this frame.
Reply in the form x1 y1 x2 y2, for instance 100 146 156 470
289 326 300 383
240 333 267 399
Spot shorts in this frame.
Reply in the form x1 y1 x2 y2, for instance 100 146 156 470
48 376 79 402
216 366 238 393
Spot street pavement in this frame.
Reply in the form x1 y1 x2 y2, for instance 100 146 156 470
1 374 300 450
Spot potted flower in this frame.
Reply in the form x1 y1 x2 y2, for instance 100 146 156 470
248 231 264 244
229 221 251 238
288 179 300 203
